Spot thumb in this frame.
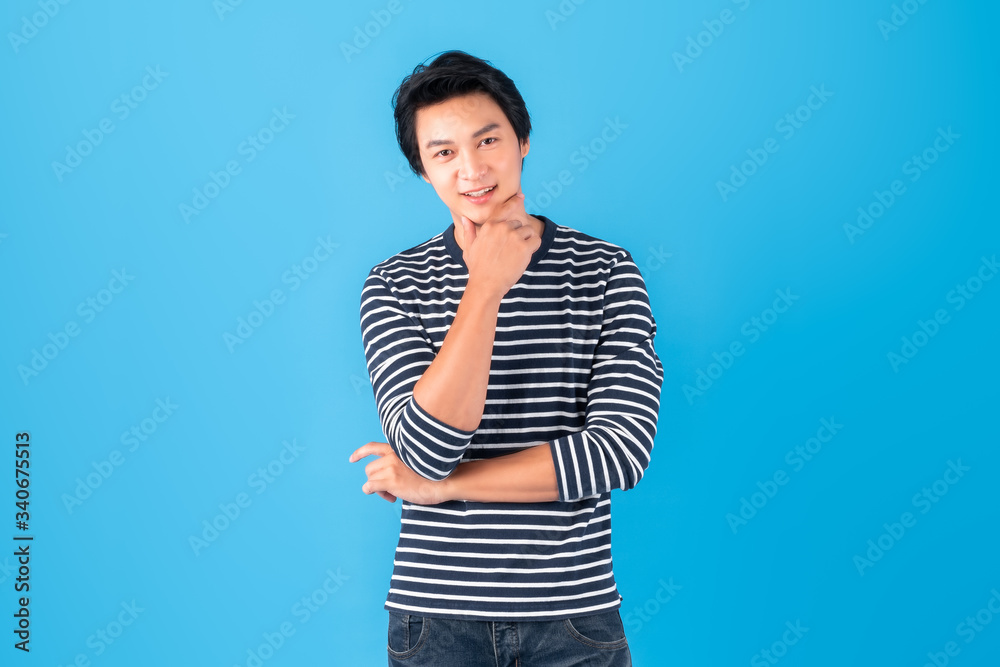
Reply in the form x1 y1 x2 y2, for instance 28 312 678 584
460 215 477 244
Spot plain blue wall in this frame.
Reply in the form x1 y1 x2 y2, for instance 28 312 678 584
2 1 997 665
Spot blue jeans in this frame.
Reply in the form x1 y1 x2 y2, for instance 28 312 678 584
387 608 632 666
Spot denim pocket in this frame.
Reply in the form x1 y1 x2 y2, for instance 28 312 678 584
387 612 427 659
563 609 630 650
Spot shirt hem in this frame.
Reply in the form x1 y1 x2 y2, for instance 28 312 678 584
383 595 623 622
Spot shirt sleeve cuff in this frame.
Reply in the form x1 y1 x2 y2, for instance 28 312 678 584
408 393 478 442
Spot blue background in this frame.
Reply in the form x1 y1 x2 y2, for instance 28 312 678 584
2 0 997 665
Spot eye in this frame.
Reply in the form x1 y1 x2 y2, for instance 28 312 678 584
481 137 497 146
435 149 452 157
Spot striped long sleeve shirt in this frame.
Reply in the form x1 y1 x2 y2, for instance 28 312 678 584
359 214 664 620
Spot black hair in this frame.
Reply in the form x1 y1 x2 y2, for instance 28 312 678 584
391 50 531 177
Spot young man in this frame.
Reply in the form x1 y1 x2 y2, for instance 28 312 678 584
350 50 664 666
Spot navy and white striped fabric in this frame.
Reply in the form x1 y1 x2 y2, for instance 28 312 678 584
359 214 664 620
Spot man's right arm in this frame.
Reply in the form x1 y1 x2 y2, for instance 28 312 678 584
360 192 539 481
359 269 486 482
411 279 503 432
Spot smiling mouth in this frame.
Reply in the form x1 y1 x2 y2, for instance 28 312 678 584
462 185 496 197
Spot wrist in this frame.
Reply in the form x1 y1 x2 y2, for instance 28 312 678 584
464 276 506 306
437 468 460 503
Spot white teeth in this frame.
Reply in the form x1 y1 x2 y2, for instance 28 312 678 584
464 186 494 197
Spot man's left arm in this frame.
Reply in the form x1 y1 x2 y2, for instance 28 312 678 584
449 250 664 504
545 250 664 502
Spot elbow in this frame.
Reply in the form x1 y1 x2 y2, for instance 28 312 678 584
385 422 465 482
381 396 474 481
387 436 460 482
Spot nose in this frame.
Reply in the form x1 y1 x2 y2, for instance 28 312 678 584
458 151 487 182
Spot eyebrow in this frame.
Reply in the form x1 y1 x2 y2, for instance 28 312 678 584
424 123 501 150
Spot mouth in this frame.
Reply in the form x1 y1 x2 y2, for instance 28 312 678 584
460 184 497 205
462 185 496 197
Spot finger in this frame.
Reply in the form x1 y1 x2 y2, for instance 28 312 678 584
363 476 397 502
516 215 538 238
349 441 389 463
362 470 387 494
499 198 528 228
461 215 477 245
509 187 528 212
365 456 387 479
503 190 525 211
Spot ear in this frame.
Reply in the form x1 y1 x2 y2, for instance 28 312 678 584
421 173 430 184
520 136 530 158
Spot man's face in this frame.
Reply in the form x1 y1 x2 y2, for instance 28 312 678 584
415 91 528 227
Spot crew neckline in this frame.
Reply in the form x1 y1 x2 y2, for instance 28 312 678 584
443 214 556 273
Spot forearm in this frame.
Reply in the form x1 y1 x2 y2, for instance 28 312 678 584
412 279 503 432
440 443 559 503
